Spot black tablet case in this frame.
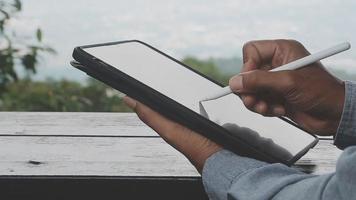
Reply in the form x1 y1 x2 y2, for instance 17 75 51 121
72 40 318 165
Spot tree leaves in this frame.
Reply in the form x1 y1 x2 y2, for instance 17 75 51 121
0 78 131 112
36 28 42 42
182 57 230 86
0 20 4 33
21 53 37 73
13 0 21 11
0 9 9 33
0 0 54 94
0 9 9 20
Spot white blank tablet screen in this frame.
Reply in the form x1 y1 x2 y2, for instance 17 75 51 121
83 41 316 160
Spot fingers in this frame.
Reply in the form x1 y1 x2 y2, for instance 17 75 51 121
123 96 222 173
229 70 292 94
242 96 286 117
254 100 268 115
123 96 137 108
230 70 290 117
271 105 286 116
123 96 186 142
123 96 171 134
240 94 257 109
242 40 279 72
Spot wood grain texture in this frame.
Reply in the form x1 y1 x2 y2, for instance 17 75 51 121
0 112 342 199
294 139 341 174
0 136 198 176
0 136 340 176
0 112 157 137
0 112 341 176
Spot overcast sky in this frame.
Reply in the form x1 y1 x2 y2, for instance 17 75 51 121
12 0 356 80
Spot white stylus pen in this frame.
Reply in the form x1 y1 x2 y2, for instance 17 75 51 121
200 42 351 102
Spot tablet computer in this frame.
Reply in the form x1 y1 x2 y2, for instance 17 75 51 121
71 40 318 165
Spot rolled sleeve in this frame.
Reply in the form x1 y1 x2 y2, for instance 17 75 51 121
335 81 356 149
202 150 267 200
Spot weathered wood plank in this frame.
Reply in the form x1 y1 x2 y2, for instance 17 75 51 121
0 136 198 176
294 139 341 174
0 112 342 199
0 112 157 137
0 112 342 176
0 136 341 176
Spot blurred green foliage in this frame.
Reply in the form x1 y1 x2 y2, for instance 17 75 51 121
0 0 54 93
1 55 355 112
0 56 225 112
0 0 231 112
182 56 230 86
0 1 354 112
0 78 132 112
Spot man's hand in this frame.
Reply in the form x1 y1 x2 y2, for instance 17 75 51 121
123 96 222 173
230 40 345 136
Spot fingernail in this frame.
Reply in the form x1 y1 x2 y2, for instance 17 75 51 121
229 75 243 92
123 96 137 109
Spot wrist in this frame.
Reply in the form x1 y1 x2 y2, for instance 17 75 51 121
188 143 222 173
336 81 346 115
316 80 346 136
329 81 346 135
334 80 356 149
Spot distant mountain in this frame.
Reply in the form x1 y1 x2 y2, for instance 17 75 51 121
211 57 243 75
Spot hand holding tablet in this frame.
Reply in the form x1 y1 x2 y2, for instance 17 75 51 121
71 40 349 166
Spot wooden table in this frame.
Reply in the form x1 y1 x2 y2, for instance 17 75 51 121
0 112 342 199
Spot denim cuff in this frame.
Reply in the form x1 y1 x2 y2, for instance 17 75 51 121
335 81 356 149
202 150 266 200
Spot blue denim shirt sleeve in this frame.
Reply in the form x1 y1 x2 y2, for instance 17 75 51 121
202 81 356 200
203 148 356 200
334 81 356 149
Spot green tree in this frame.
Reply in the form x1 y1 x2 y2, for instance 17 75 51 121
182 56 230 86
0 0 54 93
0 56 231 112
0 78 131 112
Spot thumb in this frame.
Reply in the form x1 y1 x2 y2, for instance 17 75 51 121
229 70 293 94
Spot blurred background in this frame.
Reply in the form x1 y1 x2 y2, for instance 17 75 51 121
0 0 355 112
